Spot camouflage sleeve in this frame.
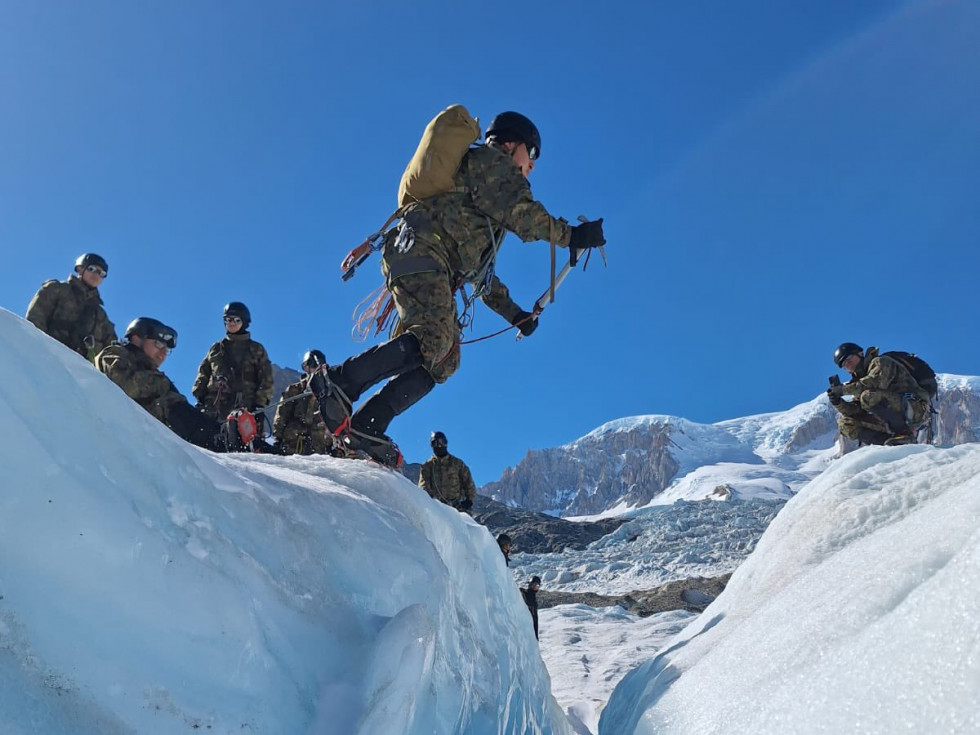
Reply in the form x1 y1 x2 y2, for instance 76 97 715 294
833 399 865 418
480 275 523 324
192 348 215 402
850 356 910 395
418 460 432 494
254 343 275 407
97 350 173 403
468 149 572 246
25 281 62 333
458 460 476 502
93 308 117 351
273 382 302 438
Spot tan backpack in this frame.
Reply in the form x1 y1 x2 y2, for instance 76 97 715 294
397 104 480 207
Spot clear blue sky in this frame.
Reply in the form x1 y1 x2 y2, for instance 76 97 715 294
2 0 978 484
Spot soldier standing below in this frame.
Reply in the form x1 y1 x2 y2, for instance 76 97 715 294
520 576 541 641
827 342 931 446
26 253 117 362
272 350 331 456
96 318 230 449
193 302 274 425
312 111 607 465
418 431 477 513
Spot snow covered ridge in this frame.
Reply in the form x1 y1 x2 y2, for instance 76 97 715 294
0 308 570 735
487 376 980 517
599 442 980 735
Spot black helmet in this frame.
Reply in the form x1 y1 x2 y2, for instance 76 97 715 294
529 575 541 586
430 430 448 447
301 349 326 370
125 317 177 349
834 342 863 368
497 533 513 547
223 301 251 330
75 253 108 276
485 111 541 160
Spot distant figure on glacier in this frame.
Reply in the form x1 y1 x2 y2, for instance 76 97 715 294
26 253 117 362
96 317 255 452
520 575 541 640
827 342 935 447
418 431 476 514
497 533 513 567
310 108 607 467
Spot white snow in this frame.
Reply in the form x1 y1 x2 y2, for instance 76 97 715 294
599 442 980 735
0 308 569 735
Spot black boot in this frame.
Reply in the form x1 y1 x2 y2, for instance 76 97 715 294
346 367 436 466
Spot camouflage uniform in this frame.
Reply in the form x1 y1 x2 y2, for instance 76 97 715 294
272 377 330 455
192 332 274 420
418 453 477 510
833 346 931 440
382 143 574 383
96 343 196 427
26 274 117 361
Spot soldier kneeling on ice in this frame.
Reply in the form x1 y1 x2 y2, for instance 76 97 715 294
827 342 931 447
272 349 331 456
96 317 255 451
418 431 476 514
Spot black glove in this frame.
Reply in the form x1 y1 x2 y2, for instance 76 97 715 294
512 310 538 337
568 218 606 251
827 384 844 404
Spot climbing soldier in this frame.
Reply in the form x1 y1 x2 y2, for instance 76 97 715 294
418 431 477 513
272 350 331 456
26 253 117 362
193 302 274 427
313 108 607 465
827 342 933 447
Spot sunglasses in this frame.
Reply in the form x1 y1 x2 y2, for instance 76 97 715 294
223 316 243 325
525 143 539 161
85 265 108 278
153 331 177 350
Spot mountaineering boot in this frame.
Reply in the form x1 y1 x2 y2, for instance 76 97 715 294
884 433 917 446
309 366 353 436
855 428 891 447
345 366 436 466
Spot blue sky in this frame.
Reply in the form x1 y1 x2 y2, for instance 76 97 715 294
3 0 978 484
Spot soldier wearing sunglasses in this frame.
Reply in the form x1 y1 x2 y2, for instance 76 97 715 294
96 317 229 450
26 253 117 362
313 111 607 465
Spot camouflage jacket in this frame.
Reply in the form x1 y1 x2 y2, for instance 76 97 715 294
272 377 329 455
384 144 574 322
95 342 188 424
841 346 930 403
26 275 117 361
192 332 274 417
419 453 477 507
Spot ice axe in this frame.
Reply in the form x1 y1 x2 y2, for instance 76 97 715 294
516 215 606 341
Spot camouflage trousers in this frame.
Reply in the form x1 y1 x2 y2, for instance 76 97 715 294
387 270 461 384
837 390 928 440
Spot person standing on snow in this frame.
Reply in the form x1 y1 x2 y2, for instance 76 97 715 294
521 575 541 641
272 349 331 456
192 302 274 426
311 111 607 465
827 342 931 446
497 533 513 567
26 253 117 362
418 431 477 513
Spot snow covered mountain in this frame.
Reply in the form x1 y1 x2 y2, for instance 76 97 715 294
485 378 980 517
